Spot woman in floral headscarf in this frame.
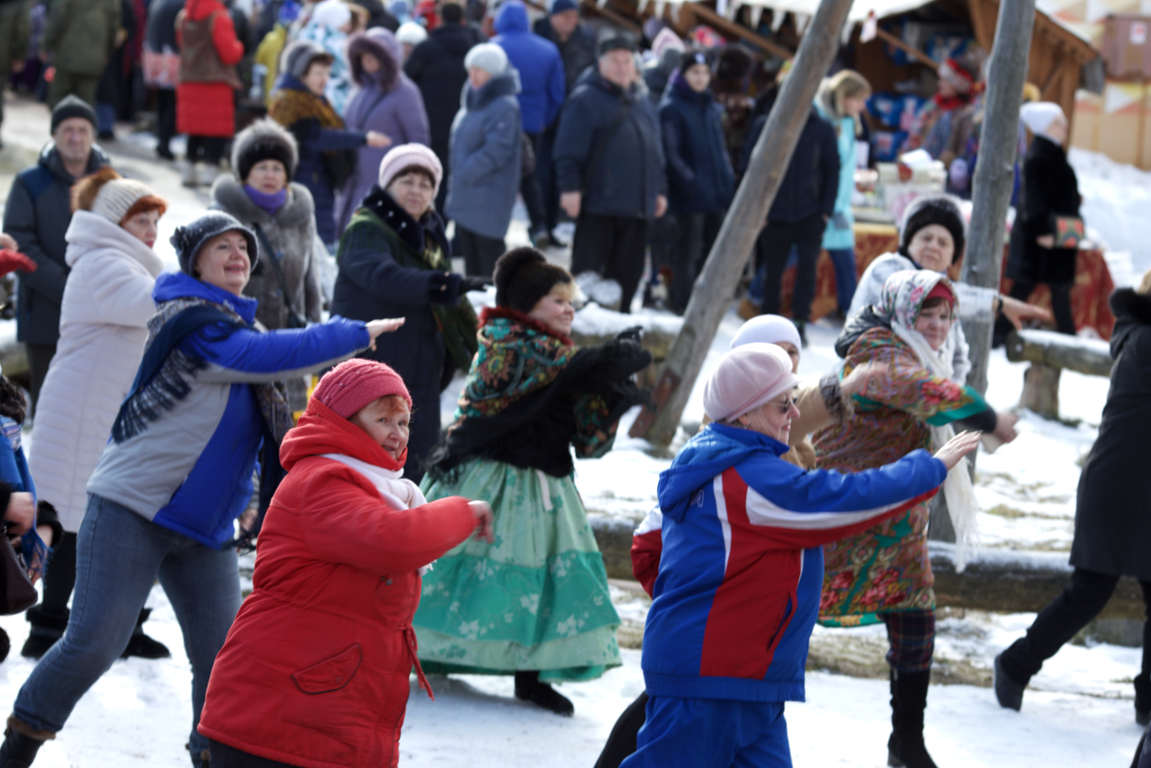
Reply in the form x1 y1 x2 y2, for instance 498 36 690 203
812 269 1017 768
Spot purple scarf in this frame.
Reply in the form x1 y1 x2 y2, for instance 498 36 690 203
244 184 288 217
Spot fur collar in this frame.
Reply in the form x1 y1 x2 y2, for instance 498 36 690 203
480 305 572 346
347 31 398 90
1110 287 1151 327
361 185 449 257
210 174 315 229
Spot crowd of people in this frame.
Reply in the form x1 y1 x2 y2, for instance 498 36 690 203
0 1 1138 768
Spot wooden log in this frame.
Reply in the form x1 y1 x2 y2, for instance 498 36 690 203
1004 329 1113 377
569 304 683 360
1020 362 1061 419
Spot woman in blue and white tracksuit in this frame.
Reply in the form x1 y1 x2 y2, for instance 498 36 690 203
621 343 980 768
0 211 403 768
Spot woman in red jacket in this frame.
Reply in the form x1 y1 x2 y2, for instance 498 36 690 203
176 0 245 188
198 358 493 768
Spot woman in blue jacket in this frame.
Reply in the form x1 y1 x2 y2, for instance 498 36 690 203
659 48 735 315
622 343 980 768
0 212 401 768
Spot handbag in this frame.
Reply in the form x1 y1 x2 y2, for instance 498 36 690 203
0 536 37 615
1051 215 1085 249
252 224 308 329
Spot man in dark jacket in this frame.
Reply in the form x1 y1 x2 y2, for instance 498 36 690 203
404 0 484 216
554 32 667 314
741 90 838 343
3 97 110 408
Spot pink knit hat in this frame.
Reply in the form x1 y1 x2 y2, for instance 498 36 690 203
312 358 412 419
378 143 443 198
702 343 798 422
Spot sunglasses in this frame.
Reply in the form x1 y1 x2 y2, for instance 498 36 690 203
773 396 798 414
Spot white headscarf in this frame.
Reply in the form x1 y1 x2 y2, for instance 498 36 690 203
1020 102 1065 142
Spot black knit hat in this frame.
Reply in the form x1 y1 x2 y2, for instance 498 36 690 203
51 95 97 133
232 118 299 181
171 211 260 276
899 194 966 264
598 30 637 57
494 248 572 315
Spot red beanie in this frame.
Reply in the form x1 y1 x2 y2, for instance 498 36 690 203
312 358 412 419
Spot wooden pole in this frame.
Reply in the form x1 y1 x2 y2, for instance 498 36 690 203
632 0 853 445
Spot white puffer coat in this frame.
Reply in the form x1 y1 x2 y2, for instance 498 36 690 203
28 211 164 532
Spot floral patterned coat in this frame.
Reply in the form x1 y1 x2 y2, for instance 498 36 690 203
812 327 986 626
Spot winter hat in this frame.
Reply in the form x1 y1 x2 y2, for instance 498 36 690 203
730 314 802 351
715 45 753 83
395 21 427 45
937 56 977 96
171 211 259 276
281 40 334 80
494 247 572 315
71 167 164 224
464 43 508 76
899 194 966 263
232 118 299 181
549 0 578 14
703 343 798 423
312 358 412 419
1020 102 1065 141
312 0 353 30
51 95 97 133
377 143 443 196
651 27 684 59
598 30 637 57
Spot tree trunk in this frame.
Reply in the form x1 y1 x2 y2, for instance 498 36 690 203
632 0 855 445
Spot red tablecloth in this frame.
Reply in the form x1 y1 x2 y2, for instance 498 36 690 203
778 224 1115 340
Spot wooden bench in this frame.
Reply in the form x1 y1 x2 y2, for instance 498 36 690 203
1004 329 1112 420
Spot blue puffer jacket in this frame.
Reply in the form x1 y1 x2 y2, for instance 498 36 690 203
658 76 734 215
446 68 522 239
554 70 667 220
493 1 565 134
86 272 370 548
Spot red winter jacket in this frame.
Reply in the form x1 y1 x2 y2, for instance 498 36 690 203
198 398 476 768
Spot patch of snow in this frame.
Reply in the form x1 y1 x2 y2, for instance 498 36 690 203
1069 147 1151 279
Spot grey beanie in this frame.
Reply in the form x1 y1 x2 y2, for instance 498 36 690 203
51 95 97 133
464 43 508 76
280 40 334 81
171 212 259 276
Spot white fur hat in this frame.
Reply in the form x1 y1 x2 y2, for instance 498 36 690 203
1020 101 1065 140
312 0 352 29
730 314 802 352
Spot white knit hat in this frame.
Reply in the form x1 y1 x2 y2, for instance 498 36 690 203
91 178 156 225
1020 102 1065 140
703 343 798 423
396 21 427 45
378 143 443 197
464 43 508 76
730 314 802 352
312 0 352 30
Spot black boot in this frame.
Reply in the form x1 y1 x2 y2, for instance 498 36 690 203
20 608 68 660
887 669 938 768
121 608 171 659
1135 672 1151 727
514 671 574 716
0 717 51 768
993 651 1026 711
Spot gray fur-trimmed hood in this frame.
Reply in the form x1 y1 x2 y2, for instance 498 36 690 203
209 173 316 230
230 118 300 179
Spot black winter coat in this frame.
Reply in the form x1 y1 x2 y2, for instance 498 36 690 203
740 97 838 225
659 79 734 216
145 0 181 53
331 188 462 483
1069 288 1151 580
403 22 484 160
4 143 111 346
1006 135 1081 287
553 72 667 220
532 17 596 96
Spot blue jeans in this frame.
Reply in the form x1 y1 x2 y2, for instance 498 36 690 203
827 247 858 313
13 494 241 765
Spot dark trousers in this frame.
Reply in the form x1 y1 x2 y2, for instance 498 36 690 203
671 211 724 314
1000 568 1151 700
996 279 1076 338
520 130 547 239
457 225 506 278
595 691 649 768
186 135 226 166
757 213 825 322
882 609 936 673
571 213 647 314
538 123 559 233
25 342 56 414
156 89 177 155
210 739 296 768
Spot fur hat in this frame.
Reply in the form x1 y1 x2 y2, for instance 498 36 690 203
51 95 97 133
281 40 334 81
493 247 572 315
72 167 165 225
730 314 802 352
396 22 427 46
313 358 412 419
377 143 442 197
232 118 299 181
171 211 259 276
347 27 400 87
1020 102 1065 141
899 194 966 263
311 0 352 30
715 45 753 83
703 343 798 423
464 43 508 76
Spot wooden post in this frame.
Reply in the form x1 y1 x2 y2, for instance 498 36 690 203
631 0 854 445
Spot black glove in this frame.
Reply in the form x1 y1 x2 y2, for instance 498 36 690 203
427 271 462 305
460 275 494 293
614 325 643 344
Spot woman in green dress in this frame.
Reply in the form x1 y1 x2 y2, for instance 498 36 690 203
414 247 651 715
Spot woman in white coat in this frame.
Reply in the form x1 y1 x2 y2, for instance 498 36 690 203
22 169 170 661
